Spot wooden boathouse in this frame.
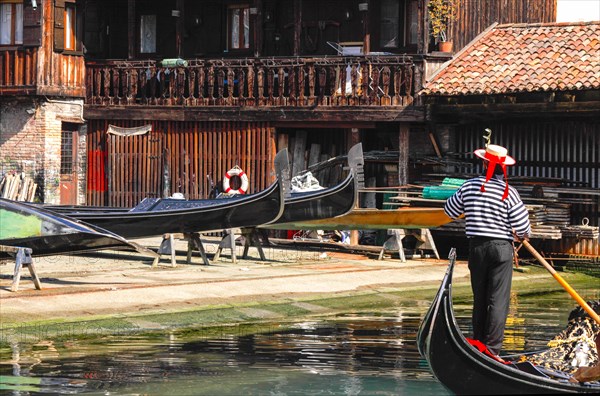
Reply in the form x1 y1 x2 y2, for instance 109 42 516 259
1 1 598 255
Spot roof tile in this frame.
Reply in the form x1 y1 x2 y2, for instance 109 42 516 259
421 22 600 96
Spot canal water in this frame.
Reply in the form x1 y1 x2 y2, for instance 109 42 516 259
1 285 598 395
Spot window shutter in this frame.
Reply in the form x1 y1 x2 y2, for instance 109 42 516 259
54 0 66 52
75 0 83 52
23 2 42 47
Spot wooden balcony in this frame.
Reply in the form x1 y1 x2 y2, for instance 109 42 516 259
84 56 424 123
1 47 86 97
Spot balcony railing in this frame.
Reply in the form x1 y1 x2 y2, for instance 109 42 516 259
0 48 37 94
85 56 416 108
1 47 86 96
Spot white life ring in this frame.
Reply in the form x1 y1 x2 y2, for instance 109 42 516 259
223 166 249 194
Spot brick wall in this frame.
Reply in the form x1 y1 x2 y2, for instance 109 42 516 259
0 97 86 204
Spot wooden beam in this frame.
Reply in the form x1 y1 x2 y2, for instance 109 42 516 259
272 122 377 129
429 101 600 121
84 106 426 123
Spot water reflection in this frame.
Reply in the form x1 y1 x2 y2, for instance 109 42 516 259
1 287 598 395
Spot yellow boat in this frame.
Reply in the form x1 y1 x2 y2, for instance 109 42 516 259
266 207 453 230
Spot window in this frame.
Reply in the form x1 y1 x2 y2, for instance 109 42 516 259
54 0 81 53
0 0 23 45
406 0 418 46
60 128 75 175
228 5 250 50
140 14 156 53
380 0 399 48
379 0 419 48
64 2 76 50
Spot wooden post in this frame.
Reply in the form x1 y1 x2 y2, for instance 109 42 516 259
360 1 370 54
349 127 362 245
175 0 185 58
254 0 263 57
418 0 428 54
127 0 136 60
398 124 410 185
293 0 302 55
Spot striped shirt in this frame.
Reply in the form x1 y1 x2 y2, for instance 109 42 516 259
444 176 531 241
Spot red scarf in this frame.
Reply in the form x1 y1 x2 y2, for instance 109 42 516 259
480 151 510 200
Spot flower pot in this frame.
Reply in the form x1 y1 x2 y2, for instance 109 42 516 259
439 41 453 53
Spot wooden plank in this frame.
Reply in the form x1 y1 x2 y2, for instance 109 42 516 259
308 143 321 167
291 130 307 176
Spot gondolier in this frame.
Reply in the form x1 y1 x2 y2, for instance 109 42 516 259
444 134 531 356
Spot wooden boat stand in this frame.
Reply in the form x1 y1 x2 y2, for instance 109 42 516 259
152 228 266 267
213 228 266 264
1 245 42 292
378 229 440 263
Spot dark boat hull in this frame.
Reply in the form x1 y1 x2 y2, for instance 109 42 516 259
417 250 600 394
0 199 157 258
264 172 356 228
42 149 289 239
57 180 284 238
264 142 364 229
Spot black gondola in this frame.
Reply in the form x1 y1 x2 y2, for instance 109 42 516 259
263 143 364 229
43 149 289 239
0 198 157 258
417 248 600 395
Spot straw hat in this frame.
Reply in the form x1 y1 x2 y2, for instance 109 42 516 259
474 144 515 200
474 144 516 166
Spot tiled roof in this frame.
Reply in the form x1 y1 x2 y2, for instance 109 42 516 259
421 21 600 96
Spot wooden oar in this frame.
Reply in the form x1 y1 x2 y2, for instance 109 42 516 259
522 240 600 325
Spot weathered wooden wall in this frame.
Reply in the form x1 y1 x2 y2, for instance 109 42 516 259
450 0 557 52
452 120 599 254
0 1 85 96
36 0 86 97
86 120 277 207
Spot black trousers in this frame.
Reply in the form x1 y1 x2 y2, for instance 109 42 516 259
468 237 514 355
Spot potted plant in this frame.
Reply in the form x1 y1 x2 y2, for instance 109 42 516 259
428 0 457 52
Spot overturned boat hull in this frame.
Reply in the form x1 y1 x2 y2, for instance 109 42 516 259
0 198 157 258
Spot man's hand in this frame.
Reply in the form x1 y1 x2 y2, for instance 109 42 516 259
569 365 600 383
513 231 529 243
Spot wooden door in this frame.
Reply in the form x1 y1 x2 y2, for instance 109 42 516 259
60 123 79 205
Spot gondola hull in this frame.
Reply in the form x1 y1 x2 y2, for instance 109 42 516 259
40 149 289 239
262 172 357 229
264 142 364 229
417 250 599 394
58 180 284 238
0 199 157 258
